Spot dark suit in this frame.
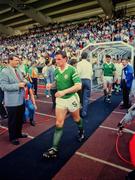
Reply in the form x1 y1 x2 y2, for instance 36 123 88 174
121 64 134 108
6 104 25 140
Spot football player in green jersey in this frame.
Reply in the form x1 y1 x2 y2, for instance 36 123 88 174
43 51 85 159
102 55 116 103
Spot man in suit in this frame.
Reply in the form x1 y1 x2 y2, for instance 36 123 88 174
120 58 134 109
0 55 28 145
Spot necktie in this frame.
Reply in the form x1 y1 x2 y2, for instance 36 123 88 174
15 69 21 81
122 68 126 80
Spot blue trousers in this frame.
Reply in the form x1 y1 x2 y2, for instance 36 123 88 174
24 100 35 122
81 79 91 117
44 78 50 96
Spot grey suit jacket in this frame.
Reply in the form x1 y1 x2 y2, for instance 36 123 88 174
0 66 25 107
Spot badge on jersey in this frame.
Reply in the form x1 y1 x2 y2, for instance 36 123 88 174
55 75 58 79
64 74 68 79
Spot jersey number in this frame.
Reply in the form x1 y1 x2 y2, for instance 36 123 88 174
72 101 77 107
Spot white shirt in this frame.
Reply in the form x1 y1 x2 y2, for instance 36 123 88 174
77 59 93 80
122 69 126 80
42 66 48 77
114 63 123 77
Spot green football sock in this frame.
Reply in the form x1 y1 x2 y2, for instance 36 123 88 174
76 118 83 130
117 84 120 91
52 127 63 150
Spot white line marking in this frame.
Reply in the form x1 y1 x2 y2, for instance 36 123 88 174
113 111 126 115
0 125 34 139
90 98 96 101
35 112 56 118
0 125 8 130
76 152 133 172
100 125 118 131
37 92 44 95
27 135 34 139
36 100 52 104
38 88 45 90
100 125 135 134
124 128 135 134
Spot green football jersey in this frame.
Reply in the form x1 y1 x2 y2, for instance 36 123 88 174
55 64 81 99
103 62 116 76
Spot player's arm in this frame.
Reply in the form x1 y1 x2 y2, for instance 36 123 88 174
63 83 82 94
55 83 81 98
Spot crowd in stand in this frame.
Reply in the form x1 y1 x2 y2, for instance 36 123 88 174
0 16 135 65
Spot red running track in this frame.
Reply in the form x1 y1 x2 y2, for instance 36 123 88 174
0 89 134 179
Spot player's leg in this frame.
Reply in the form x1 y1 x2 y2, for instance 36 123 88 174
107 82 112 103
43 98 67 159
69 94 85 142
71 109 85 142
103 77 108 102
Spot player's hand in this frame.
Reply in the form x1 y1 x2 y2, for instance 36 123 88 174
34 104 37 110
55 91 66 98
19 82 26 88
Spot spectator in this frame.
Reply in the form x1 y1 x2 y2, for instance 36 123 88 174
24 82 37 126
46 59 57 109
28 61 38 98
0 55 27 145
120 58 134 109
42 60 51 98
77 52 93 117
69 58 77 67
